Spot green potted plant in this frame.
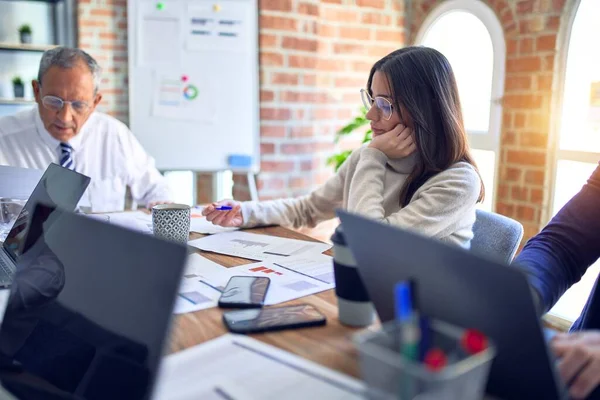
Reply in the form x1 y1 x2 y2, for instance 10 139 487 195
12 77 24 98
326 107 372 171
18 24 32 44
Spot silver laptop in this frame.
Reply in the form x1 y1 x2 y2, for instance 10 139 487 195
337 210 568 400
0 163 90 287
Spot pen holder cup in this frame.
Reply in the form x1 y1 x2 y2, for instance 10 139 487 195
354 320 495 400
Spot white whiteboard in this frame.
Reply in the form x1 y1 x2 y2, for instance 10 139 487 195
127 0 259 172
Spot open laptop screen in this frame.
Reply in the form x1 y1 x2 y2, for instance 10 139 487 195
0 204 188 400
2 164 90 262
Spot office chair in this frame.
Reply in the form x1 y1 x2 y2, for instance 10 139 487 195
471 209 524 263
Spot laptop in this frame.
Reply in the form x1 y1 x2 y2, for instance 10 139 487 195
0 163 90 287
0 203 188 400
337 210 568 400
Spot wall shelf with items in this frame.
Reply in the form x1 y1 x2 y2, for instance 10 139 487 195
0 98 35 105
0 42 56 52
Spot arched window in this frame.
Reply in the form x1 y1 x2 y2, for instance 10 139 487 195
416 0 505 211
547 0 600 323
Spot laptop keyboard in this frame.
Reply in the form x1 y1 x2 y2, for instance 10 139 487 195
0 254 14 283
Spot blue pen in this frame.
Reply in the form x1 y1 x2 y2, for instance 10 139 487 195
214 206 233 211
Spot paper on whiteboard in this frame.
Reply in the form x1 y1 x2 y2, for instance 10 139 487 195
186 1 252 53
152 71 216 122
187 231 332 261
139 16 181 66
154 334 364 400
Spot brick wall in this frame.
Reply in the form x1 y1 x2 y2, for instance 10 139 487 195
77 0 129 124
410 0 568 244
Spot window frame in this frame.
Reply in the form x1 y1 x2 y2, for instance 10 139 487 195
415 0 506 211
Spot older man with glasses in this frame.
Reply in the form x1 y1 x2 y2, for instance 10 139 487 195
0 47 172 212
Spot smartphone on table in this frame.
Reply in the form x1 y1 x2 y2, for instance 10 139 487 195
222 304 327 334
218 276 270 308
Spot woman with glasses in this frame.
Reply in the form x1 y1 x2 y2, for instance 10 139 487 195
203 46 485 249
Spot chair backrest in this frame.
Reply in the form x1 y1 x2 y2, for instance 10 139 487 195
471 209 524 263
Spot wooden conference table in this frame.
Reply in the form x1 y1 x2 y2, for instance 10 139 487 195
168 225 368 379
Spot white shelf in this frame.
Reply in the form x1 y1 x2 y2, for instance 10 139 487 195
0 98 35 105
0 42 56 52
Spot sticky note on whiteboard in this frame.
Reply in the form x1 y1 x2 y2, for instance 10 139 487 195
228 154 253 168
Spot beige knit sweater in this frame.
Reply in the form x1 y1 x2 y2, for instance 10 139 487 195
240 146 482 248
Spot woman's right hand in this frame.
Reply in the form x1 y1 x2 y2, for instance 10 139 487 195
201 200 243 227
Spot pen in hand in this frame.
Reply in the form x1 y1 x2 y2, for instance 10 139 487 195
214 206 233 211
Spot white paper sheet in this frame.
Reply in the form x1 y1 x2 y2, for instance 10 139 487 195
91 211 153 234
0 165 43 200
139 16 181 66
188 231 332 262
153 334 365 400
151 71 216 122
173 254 230 314
274 254 335 285
190 208 239 235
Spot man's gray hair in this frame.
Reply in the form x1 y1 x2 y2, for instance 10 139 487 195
38 47 102 92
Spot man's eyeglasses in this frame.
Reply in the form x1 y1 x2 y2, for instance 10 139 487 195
41 95 91 115
360 88 394 121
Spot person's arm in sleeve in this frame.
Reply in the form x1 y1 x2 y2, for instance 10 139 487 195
513 163 600 313
119 127 172 207
240 150 355 229
347 149 481 238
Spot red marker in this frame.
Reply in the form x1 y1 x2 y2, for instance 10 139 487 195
461 329 488 355
181 75 189 82
423 348 447 371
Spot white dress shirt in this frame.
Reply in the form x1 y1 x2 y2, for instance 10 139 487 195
0 106 172 212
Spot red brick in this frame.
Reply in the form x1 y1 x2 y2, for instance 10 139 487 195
503 94 543 109
362 12 392 25
290 126 315 138
282 36 318 52
258 177 286 191
323 7 358 22
334 77 365 88
512 186 528 201
261 108 292 121
272 73 299 85
503 113 513 129
337 109 354 120
504 167 522 182
368 45 393 58
317 59 342 71
281 91 323 103
99 32 118 40
90 8 117 17
508 55 542 74
517 0 534 13
375 29 404 43
553 0 566 12
514 113 526 128
506 38 518 55
519 38 534 54
546 16 560 30
537 75 553 91
530 188 543 203
318 24 338 37
260 15 298 31
260 34 277 48
300 159 320 171
525 170 545 185
527 114 549 132
543 55 555 71
290 176 311 189
289 55 317 69
519 16 545 34
536 35 556 52
260 143 276 154
298 2 319 16
281 143 317 154
506 150 546 166
352 61 373 72
260 90 275 102
303 74 317 86
261 126 286 138
520 132 548 148
261 161 295 172
357 0 385 8
322 0 341 3
260 52 284 67
339 27 371 40
315 108 337 119
259 0 292 12
333 43 365 54
496 202 515 217
505 76 532 91
79 20 108 28
517 205 535 221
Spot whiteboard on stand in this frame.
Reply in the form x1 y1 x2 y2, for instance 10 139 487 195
127 0 259 173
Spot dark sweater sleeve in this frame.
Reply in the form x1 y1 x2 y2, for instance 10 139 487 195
513 163 600 312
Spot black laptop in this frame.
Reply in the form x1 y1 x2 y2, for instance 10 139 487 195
0 203 188 399
0 163 90 287
337 210 568 400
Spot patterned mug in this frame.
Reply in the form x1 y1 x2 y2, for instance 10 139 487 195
152 204 191 243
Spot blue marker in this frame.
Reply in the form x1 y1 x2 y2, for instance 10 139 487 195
395 281 421 398
214 206 233 211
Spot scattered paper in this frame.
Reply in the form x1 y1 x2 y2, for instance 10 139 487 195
190 208 239 235
91 211 154 234
153 334 365 400
173 254 230 314
188 231 332 262
274 254 335 285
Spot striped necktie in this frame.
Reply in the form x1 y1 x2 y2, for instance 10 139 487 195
59 142 74 170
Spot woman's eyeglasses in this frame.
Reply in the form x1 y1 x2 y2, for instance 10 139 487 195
360 88 393 121
41 95 91 115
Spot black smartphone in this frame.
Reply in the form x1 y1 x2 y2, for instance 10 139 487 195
222 304 327 334
218 276 270 308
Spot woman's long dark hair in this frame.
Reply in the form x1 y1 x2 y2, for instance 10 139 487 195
367 46 485 206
